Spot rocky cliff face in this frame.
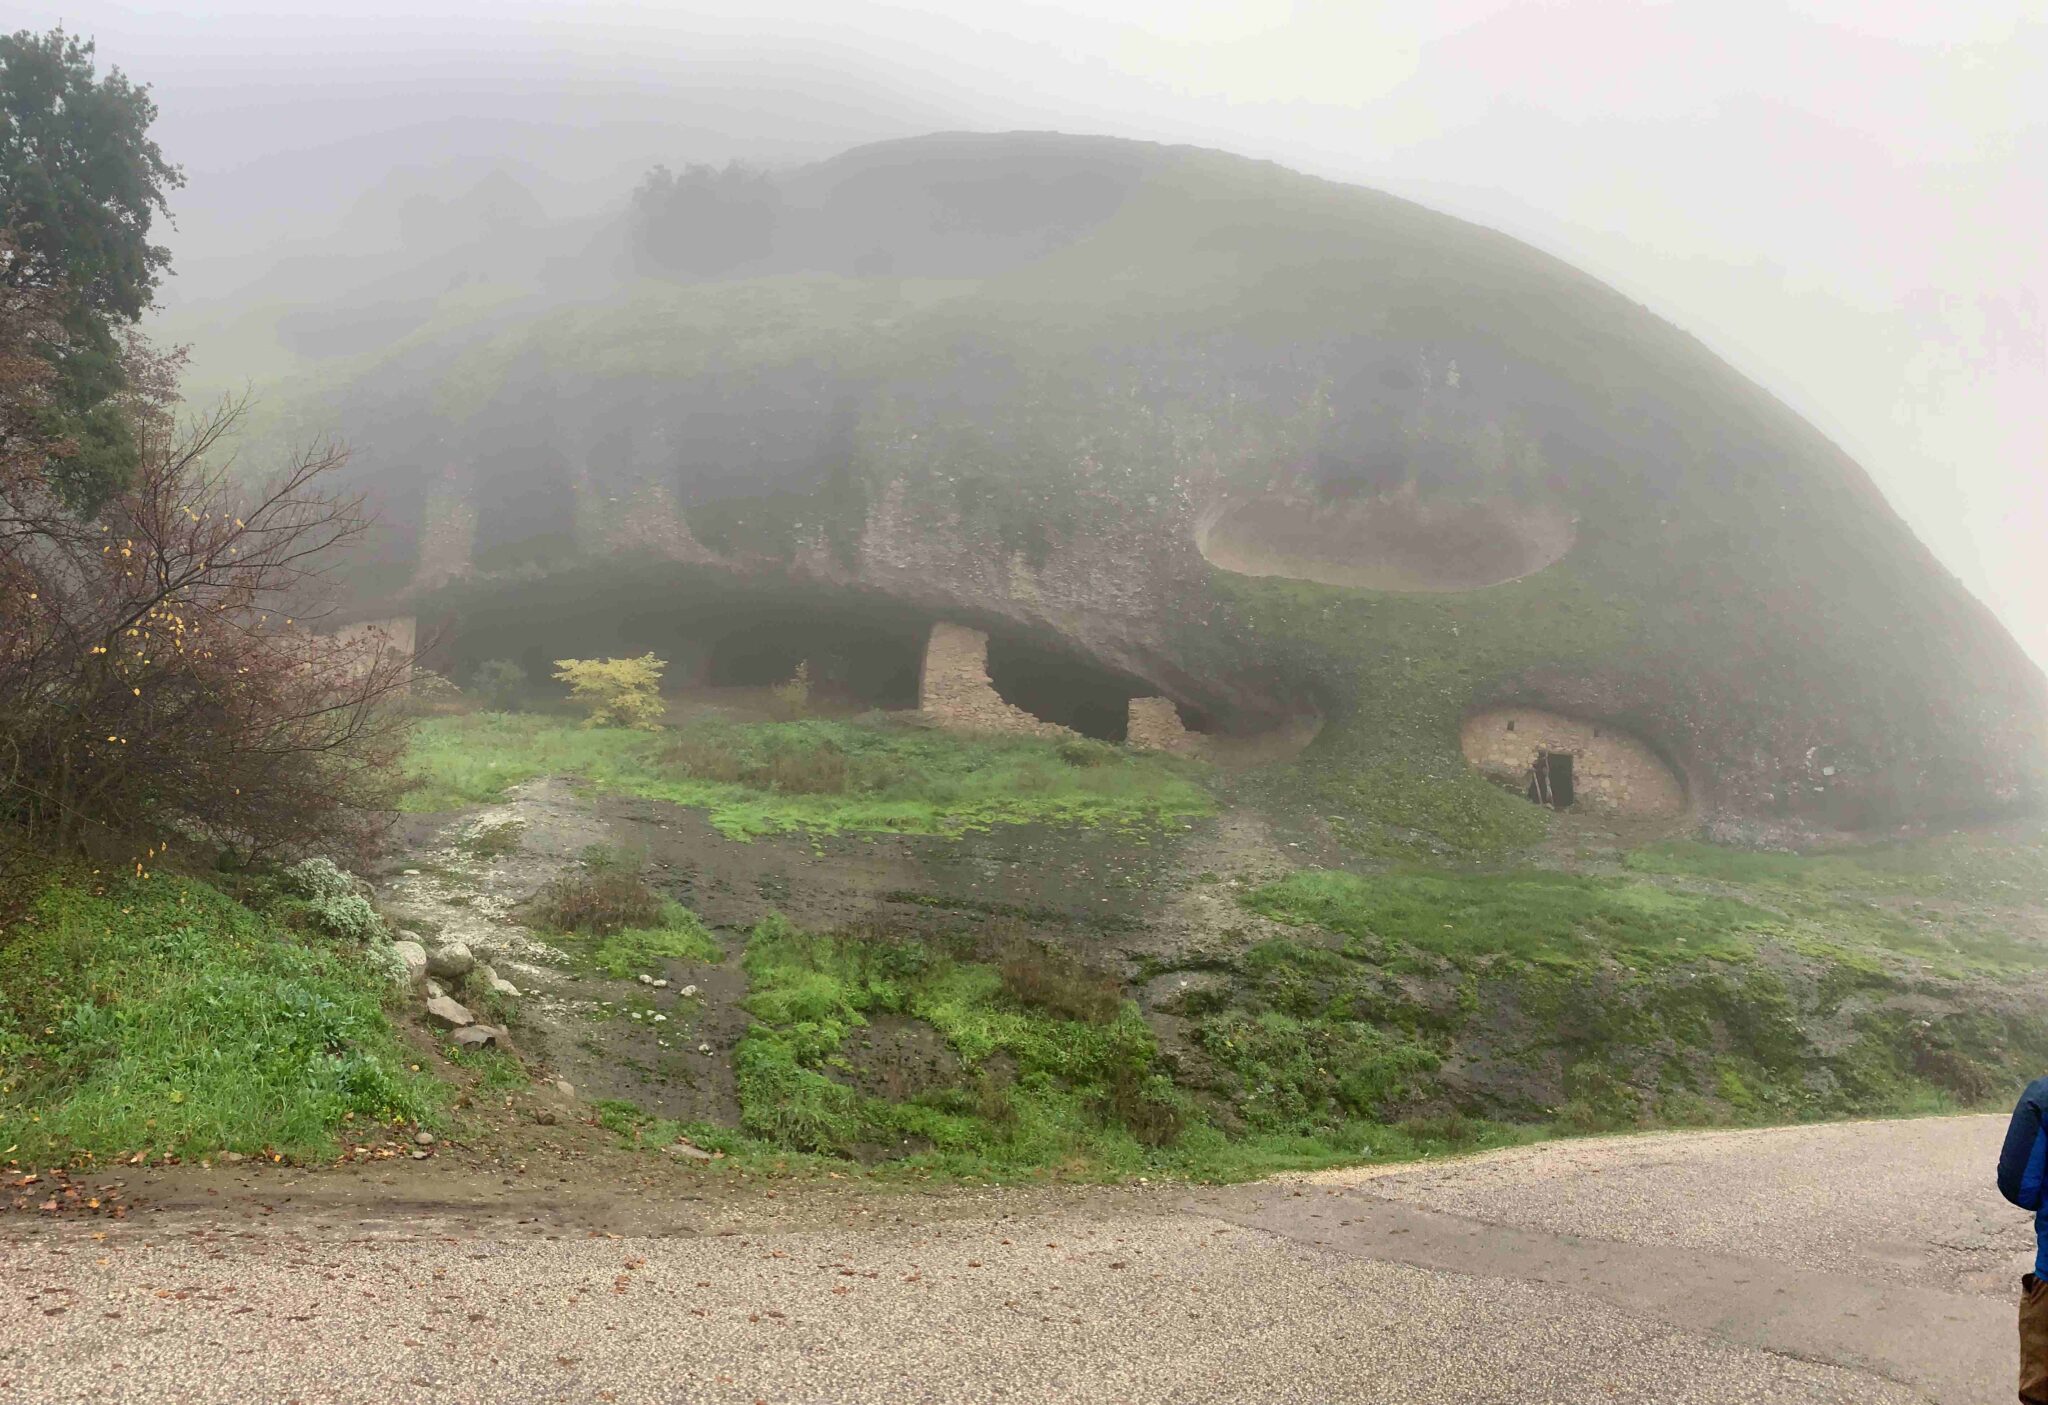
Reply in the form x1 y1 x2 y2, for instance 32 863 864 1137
308 131 2045 840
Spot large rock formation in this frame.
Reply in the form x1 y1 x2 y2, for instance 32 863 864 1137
301 131 2046 838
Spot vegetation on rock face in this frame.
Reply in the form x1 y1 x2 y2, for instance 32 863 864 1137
0 854 438 1163
402 712 1215 838
1203 848 2048 1133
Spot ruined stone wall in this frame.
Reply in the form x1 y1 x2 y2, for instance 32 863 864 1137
917 622 1073 739
1460 707 1686 817
414 473 477 590
1127 696 1204 755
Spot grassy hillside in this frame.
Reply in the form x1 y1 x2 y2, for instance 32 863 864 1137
403 712 1214 838
234 133 2043 843
0 854 438 1165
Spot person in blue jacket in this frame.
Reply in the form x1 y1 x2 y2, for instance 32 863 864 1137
2000 1077 2048 1403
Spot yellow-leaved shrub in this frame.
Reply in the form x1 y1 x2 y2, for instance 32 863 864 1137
553 653 667 729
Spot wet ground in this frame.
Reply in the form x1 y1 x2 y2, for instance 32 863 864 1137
367 775 1313 1124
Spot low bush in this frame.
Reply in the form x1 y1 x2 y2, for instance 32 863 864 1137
576 904 723 978
468 658 530 711
282 857 383 942
521 846 665 935
554 654 667 730
768 660 812 720
1056 737 1120 768
998 940 1122 1024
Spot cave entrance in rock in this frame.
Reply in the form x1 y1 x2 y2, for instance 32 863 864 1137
694 605 924 710
983 634 1140 742
435 564 932 715
1529 751 1575 810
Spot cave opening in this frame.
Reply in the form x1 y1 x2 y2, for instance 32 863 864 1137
435 565 931 714
1528 751 1576 810
984 633 1143 742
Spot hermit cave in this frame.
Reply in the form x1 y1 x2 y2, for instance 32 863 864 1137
1461 707 1686 818
430 564 931 713
984 634 1149 742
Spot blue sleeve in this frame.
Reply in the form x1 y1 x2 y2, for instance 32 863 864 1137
1999 1078 2048 1210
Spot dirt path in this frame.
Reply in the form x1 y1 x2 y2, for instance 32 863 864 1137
1 1116 2021 1403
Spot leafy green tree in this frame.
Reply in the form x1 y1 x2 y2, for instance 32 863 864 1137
0 27 183 511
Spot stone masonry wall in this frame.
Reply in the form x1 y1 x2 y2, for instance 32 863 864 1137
1127 696 1204 755
918 622 1074 740
1460 707 1686 817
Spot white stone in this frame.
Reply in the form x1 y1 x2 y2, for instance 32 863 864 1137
427 941 476 980
388 940 429 987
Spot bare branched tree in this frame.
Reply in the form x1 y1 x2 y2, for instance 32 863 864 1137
0 352 413 860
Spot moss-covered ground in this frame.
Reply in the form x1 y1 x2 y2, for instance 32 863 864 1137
402 712 1215 839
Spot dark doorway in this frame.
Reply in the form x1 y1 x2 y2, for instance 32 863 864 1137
984 634 1140 742
1528 751 1576 810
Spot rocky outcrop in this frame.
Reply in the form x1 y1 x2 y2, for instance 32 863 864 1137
314 132 2044 834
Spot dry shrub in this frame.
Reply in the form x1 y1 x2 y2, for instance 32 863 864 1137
1100 1063 1185 1147
0 350 411 861
761 740 848 795
662 730 747 784
998 939 1123 1025
521 846 664 935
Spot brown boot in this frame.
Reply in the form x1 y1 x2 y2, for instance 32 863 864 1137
2022 1275 2048 1403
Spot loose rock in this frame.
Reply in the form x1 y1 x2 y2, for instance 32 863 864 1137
387 940 429 988
427 941 477 980
452 1024 504 1049
414 1131 436 1147
425 995 475 1029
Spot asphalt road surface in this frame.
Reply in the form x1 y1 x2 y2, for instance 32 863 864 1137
1 1116 2026 1403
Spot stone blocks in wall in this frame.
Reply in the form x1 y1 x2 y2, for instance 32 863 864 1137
917 622 1073 739
1127 696 1204 755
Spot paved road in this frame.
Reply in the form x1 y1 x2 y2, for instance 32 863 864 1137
1 1117 2027 1403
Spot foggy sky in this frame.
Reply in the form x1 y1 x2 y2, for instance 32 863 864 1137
29 1 2048 668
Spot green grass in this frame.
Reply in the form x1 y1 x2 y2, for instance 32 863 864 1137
1245 868 1766 966
626 913 1535 1182
0 859 440 1164
561 903 724 978
402 712 1215 839
1217 862 2048 1133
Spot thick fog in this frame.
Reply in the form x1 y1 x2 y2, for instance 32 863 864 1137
31 0 2046 666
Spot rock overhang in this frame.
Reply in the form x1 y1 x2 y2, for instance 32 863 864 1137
304 130 2046 834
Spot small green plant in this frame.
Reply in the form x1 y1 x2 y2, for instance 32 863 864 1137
1056 736 1119 768
554 653 667 730
576 904 723 978
282 857 382 942
468 658 530 711
769 660 812 720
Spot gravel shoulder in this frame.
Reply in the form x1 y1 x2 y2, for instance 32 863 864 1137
1 1115 2024 1404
